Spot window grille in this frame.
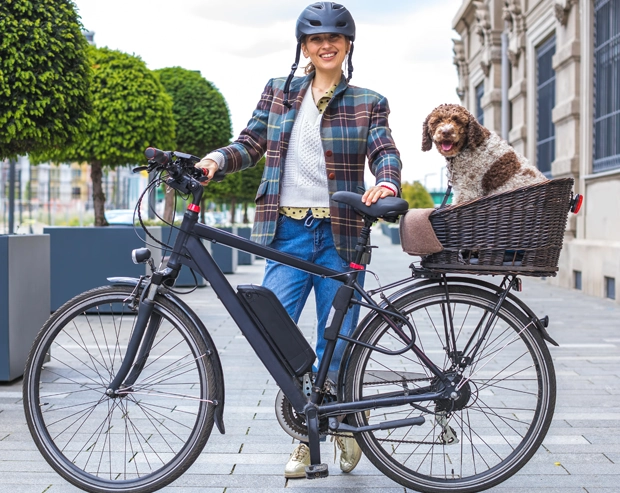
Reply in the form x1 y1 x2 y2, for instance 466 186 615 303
475 82 484 125
594 0 620 172
536 34 556 177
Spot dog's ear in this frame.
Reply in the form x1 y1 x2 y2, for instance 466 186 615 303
466 113 489 149
421 115 433 152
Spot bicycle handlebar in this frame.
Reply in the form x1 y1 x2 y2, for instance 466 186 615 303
144 147 173 165
140 147 225 182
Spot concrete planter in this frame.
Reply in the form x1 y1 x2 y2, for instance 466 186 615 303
213 226 238 274
160 226 207 287
387 225 401 245
44 226 162 311
236 226 254 265
0 235 50 381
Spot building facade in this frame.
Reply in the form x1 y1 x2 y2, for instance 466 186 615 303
452 0 620 302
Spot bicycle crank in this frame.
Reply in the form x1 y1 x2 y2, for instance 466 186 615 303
275 374 335 441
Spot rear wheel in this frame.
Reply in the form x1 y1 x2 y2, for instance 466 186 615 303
344 284 556 493
23 286 216 493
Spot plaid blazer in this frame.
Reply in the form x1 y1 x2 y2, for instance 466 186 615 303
217 73 402 262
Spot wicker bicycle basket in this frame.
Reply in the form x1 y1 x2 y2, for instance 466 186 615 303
420 178 575 277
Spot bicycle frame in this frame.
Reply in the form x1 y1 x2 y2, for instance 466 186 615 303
166 214 447 410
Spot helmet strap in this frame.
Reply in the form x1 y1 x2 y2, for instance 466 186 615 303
283 41 302 109
346 42 354 83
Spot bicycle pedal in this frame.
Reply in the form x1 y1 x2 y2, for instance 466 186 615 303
305 463 329 479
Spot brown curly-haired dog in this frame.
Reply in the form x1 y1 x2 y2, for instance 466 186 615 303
422 104 547 205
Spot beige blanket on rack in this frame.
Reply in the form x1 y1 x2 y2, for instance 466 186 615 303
399 209 444 256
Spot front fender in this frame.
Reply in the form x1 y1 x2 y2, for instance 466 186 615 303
107 277 226 434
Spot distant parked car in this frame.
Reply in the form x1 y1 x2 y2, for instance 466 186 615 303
105 209 136 226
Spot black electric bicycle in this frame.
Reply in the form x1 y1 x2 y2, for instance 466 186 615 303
23 148 557 493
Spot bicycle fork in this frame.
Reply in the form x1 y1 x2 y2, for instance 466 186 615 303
106 280 161 397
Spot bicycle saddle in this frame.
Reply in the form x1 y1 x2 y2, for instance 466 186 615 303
331 191 409 221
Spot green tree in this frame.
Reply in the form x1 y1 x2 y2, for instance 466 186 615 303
0 0 91 233
34 46 175 226
204 157 265 225
154 67 232 221
0 0 91 159
237 157 265 224
401 181 435 209
0 0 91 158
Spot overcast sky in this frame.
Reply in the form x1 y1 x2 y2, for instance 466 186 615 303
72 0 462 190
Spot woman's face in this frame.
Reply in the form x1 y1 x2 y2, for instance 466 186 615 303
301 33 350 75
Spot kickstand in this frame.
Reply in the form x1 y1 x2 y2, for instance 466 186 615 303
304 406 328 479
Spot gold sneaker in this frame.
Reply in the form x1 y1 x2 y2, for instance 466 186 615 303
284 443 310 479
332 433 362 473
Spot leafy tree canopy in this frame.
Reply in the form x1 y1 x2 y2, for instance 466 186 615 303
401 181 435 209
155 67 231 157
0 0 91 160
33 45 176 166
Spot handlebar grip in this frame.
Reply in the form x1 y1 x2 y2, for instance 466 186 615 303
144 147 172 165
211 170 226 182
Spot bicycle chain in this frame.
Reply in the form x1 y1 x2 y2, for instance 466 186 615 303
362 377 431 386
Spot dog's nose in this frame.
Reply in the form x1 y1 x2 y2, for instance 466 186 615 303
441 128 452 137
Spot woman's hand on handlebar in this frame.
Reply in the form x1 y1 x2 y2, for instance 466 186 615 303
196 158 218 181
362 185 395 206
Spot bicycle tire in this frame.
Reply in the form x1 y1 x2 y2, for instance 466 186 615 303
23 285 216 493
344 284 556 493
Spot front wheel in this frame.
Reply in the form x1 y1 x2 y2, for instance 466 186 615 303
23 285 217 493
344 284 556 493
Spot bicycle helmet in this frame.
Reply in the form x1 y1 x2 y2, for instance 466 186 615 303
283 2 356 108
295 2 356 42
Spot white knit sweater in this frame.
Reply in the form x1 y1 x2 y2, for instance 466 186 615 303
279 89 330 208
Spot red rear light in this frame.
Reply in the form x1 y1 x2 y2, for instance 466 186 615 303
570 194 583 214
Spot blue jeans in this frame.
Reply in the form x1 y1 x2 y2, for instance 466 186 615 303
262 214 365 379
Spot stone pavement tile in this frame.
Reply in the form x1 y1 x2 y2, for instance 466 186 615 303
160 489 223 493
500 474 620 487
492 489 586 493
528 452 612 464
159 474 286 489
543 444 620 454
0 472 78 485
0 486 80 493
560 462 620 474
283 473 406 489
193 453 290 465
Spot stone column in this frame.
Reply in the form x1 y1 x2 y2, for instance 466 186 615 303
474 0 504 132
552 0 580 240
504 0 528 155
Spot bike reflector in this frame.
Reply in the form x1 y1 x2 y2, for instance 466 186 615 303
570 194 583 214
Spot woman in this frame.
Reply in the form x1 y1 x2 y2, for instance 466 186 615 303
198 2 401 478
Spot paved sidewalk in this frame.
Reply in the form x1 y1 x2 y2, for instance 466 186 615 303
2 229 620 493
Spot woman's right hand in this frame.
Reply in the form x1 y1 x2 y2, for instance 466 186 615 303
196 158 218 181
